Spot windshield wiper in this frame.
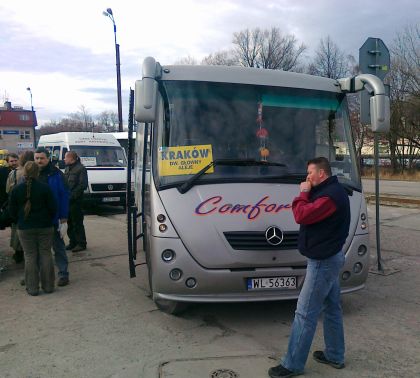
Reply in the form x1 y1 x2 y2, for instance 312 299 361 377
177 159 286 194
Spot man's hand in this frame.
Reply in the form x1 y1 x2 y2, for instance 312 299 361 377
58 222 68 240
300 179 312 193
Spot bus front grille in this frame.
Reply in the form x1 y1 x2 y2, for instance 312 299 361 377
224 231 299 250
91 183 126 191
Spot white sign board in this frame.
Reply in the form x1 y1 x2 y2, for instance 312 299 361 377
80 156 97 167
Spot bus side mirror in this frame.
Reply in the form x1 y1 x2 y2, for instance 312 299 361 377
135 79 158 123
370 94 390 133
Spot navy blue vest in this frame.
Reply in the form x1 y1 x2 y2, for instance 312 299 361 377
298 176 350 260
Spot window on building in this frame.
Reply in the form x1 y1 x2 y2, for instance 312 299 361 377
20 130 31 140
19 114 30 121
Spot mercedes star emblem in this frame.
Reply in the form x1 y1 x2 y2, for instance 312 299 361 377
265 226 284 246
108 184 114 190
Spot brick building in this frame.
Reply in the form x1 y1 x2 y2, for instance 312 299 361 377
0 101 37 154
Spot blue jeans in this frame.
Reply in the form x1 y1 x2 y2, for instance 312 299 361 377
52 228 69 278
282 251 345 373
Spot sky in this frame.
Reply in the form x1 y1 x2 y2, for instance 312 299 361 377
0 0 418 127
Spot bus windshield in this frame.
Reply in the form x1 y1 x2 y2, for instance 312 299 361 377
70 146 127 167
155 81 360 190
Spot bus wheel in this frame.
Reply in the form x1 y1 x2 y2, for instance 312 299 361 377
154 299 188 315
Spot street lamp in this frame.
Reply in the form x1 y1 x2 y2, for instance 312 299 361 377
26 87 36 148
103 8 123 132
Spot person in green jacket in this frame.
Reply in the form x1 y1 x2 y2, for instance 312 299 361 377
9 161 57 296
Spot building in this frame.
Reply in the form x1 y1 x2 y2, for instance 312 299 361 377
0 101 37 154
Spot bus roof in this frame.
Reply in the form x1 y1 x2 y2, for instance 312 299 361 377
160 64 341 93
38 132 121 146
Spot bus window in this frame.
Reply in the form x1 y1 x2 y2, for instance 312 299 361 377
52 146 61 162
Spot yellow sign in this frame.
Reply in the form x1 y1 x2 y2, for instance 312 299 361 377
159 145 214 176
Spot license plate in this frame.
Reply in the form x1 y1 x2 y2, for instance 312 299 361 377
102 197 120 202
247 276 297 290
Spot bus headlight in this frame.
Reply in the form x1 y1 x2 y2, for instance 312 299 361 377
157 214 166 223
159 224 167 232
361 222 367 230
162 249 175 262
353 263 363 274
185 277 197 288
358 245 367 256
342 271 351 281
169 268 182 281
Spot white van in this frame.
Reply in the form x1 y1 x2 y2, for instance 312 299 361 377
37 132 128 207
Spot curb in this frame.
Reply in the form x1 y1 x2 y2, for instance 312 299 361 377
364 194 420 208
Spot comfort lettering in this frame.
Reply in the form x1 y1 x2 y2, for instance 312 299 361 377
195 195 291 220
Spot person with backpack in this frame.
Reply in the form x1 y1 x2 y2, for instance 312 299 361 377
8 161 57 295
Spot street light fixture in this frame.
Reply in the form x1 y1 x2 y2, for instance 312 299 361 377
103 7 123 132
26 87 36 148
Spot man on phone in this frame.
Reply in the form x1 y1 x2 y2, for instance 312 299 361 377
269 157 350 377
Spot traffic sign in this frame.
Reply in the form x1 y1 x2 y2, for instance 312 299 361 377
359 38 390 80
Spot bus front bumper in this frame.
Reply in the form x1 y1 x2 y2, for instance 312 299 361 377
148 233 369 303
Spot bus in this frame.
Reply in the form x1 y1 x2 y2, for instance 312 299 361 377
128 57 390 314
38 132 128 207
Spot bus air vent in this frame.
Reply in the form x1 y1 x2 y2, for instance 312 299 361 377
224 231 299 251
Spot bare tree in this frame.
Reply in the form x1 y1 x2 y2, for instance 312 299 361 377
392 24 420 98
309 36 349 79
174 56 198 65
259 28 306 70
232 27 306 71
386 25 420 172
201 50 237 66
232 28 262 68
37 108 120 136
97 111 118 132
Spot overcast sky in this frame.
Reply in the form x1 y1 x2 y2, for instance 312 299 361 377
0 0 418 126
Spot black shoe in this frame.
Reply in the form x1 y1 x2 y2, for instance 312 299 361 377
313 351 345 369
268 364 300 377
65 244 76 251
72 245 86 252
57 277 69 287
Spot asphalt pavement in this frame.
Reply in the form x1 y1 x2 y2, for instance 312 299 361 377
1 193 419 378
362 179 420 207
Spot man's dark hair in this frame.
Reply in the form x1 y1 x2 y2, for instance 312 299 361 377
307 156 332 177
6 153 18 161
35 147 50 158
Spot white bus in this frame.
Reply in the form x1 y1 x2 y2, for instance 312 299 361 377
128 57 390 314
38 132 128 207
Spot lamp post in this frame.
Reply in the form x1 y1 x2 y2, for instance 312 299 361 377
103 8 123 132
26 87 37 148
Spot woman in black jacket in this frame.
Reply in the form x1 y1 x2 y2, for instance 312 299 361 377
9 161 57 295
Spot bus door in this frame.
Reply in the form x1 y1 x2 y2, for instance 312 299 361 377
127 89 150 278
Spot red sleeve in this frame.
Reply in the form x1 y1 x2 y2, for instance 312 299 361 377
292 192 337 225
